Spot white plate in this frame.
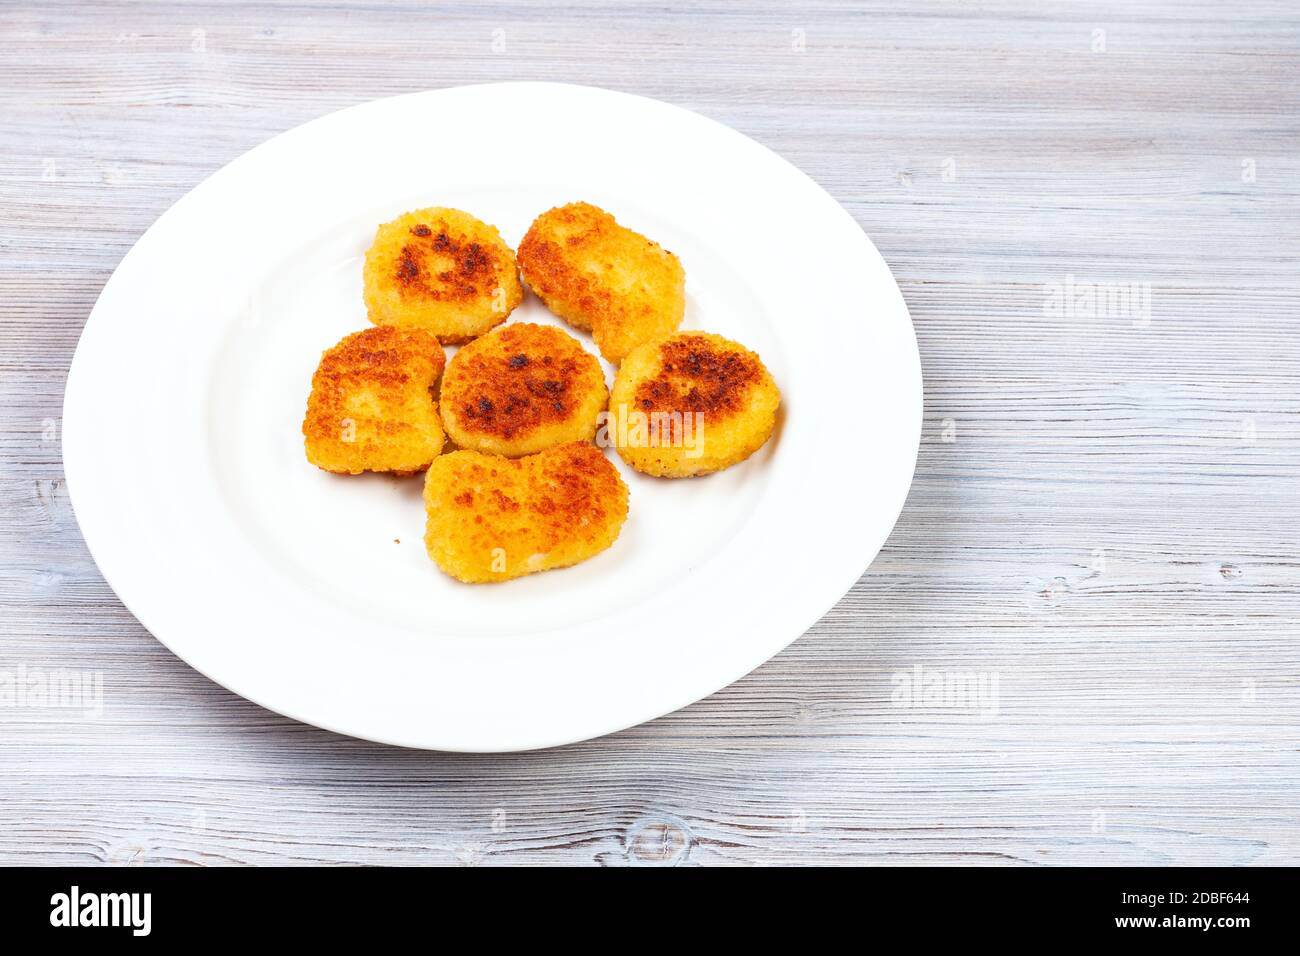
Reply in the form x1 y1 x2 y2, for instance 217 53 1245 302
63 83 921 751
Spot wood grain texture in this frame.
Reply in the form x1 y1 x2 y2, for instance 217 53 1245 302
2 0 1299 865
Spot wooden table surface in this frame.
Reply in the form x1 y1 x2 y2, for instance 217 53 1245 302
2 0 1298 866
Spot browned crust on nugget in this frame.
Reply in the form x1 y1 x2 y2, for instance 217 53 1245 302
302 325 446 474
441 323 607 447
447 443 619 534
516 216 596 331
423 443 629 583
609 331 780 477
517 202 684 362
393 223 497 305
633 333 763 421
364 208 523 344
312 325 445 385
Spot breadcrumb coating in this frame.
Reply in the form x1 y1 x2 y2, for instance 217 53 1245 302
517 202 684 363
608 332 779 477
423 443 629 583
440 323 608 457
303 326 446 475
364 207 523 343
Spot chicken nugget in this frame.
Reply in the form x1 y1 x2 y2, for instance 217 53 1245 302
363 207 523 343
303 326 446 475
440 323 608 457
607 332 779 477
423 443 629 583
517 202 684 363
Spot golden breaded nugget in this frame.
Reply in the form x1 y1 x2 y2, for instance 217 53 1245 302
607 332 779 477
517 202 684 363
423 443 628 583
440 323 608 458
363 207 523 343
303 326 446 475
